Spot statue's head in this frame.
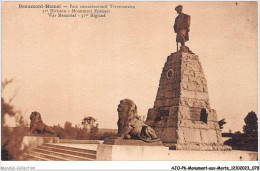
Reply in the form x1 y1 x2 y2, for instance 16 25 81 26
175 5 183 14
30 111 43 123
117 99 137 119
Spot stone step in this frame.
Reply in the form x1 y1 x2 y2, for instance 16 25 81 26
32 148 95 161
30 151 69 161
44 143 96 155
23 153 49 161
38 145 96 160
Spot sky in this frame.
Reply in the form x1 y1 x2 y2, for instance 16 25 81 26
2 1 258 133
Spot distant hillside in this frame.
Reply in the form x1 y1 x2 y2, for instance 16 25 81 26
98 128 117 135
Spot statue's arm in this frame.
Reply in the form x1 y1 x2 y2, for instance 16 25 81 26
173 18 177 33
186 15 191 31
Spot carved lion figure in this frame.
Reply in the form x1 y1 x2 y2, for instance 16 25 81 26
117 99 160 142
29 111 55 134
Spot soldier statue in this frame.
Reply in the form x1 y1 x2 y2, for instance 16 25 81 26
174 5 191 51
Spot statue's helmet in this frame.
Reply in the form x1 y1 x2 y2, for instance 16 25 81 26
175 5 183 11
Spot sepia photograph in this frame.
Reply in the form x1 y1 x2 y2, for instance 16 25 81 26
1 0 258 170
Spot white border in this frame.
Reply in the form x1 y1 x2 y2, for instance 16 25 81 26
1 0 259 170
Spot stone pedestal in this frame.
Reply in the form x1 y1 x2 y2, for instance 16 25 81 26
96 144 168 160
146 51 231 150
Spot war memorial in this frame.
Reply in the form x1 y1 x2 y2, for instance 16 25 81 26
6 5 258 161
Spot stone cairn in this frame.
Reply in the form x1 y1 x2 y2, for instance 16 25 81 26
146 52 231 151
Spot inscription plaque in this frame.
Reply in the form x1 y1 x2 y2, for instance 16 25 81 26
160 110 170 117
155 110 169 121
190 107 201 121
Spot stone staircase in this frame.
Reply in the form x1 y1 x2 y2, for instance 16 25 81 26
23 143 97 161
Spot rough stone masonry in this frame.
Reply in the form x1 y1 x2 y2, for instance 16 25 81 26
146 51 231 151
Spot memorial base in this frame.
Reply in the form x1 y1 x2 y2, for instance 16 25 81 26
96 143 257 161
97 144 168 160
